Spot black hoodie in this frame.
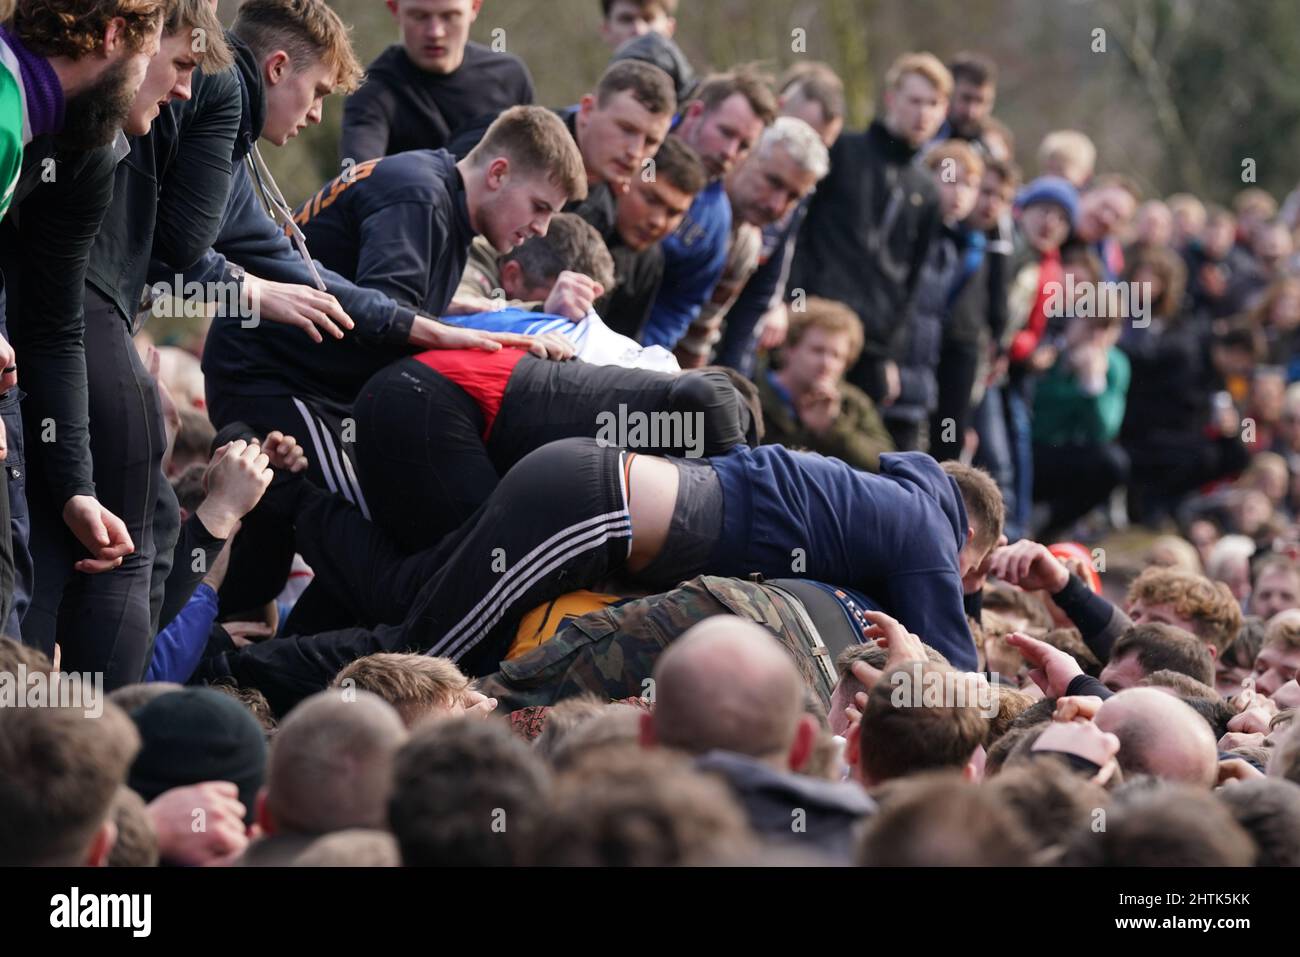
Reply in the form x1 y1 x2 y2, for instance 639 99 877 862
788 120 942 404
169 33 423 408
87 64 242 323
0 138 118 502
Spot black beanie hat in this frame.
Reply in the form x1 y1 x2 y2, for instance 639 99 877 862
609 32 697 105
127 688 267 825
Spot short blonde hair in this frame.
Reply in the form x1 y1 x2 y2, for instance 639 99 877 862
334 654 470 727
1037 129 1096 185
468 105 589 205
1265 613 1300 653
884 52 952 98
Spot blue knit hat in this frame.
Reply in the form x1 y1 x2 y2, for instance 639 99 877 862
1016 176 1079 227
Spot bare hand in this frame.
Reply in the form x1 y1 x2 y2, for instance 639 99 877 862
526 332 577 361
1005 631 1083 698
196 439 273 539
543 271 604 320
245 272 352 343
1054 694 1103 723
988 539 1071 594
1217 757 1266 786
225 621 276 646
259 431 308 473
461 688 499 719
444 293 506 315
63 495 134 573
147 781 249 867
757 306 788 350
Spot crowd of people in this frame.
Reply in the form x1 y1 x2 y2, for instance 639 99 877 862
3 0 1300 869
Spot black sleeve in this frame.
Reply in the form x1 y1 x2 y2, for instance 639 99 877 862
1066 673 1114 701
900 197 942 331
340 80 396 164
1052 573 1132 663
354 198 447 312
151 69 241 270
985 252 1009 344
7 145 118 502
158 513 225 632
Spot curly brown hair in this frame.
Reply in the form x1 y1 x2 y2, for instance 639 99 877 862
13 0 170 59
1125 567 1242 655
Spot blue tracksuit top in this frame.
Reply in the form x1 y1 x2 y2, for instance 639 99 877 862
707 447 978 670
640 178 731 350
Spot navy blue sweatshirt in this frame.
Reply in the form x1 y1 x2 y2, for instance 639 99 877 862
707 447 977 670
293 148 473 317
169 33 422 408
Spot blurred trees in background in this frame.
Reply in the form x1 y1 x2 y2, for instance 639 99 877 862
220 0 1300 209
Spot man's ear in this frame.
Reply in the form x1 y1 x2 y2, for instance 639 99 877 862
787 713 818 773
664 18 677 38
102 16 126 56
638 709 657 749
1207 644 1218 663
255 788 275 835
967 525 975 546
385 0 399 18
86 817 117 867
845 720 868 784
264 50 291 88
578 93 596 118
484 156 510 191
499 260 524 299
965 744 986 783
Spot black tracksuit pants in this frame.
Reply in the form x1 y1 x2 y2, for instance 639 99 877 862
351 354 750 552
201 437 725 716
24 286 165 687
204 387 366 615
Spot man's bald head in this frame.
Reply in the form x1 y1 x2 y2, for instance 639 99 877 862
650 616 805 764
1095 687 1218 787
265 690 409 835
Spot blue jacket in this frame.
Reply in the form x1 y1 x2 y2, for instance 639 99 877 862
707 447 977 670
146 583 219 684
640 178 730 350
714 196 808 374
